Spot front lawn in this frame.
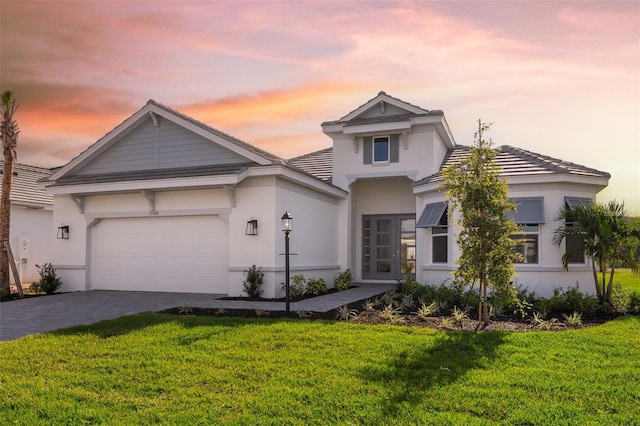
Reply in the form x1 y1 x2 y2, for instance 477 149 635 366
616 268 640 293
1 314 639 425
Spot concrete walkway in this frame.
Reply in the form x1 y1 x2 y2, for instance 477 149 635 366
0 283 394 341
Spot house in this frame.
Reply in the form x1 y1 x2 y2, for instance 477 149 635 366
1 161 53 285
43 92 609 297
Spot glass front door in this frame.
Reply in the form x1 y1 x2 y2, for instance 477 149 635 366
363 215 415 280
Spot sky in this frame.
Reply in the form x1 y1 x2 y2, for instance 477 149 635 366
1 0 638 213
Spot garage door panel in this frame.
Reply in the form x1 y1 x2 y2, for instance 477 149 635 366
91 216 228 293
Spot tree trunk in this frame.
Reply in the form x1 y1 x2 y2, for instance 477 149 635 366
591 261 601 301
0 154 14 296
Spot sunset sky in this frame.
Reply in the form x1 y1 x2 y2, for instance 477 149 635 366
1 1 638 213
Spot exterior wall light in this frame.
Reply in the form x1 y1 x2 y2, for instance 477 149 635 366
281 211 293 313
57 224 70 240
245 218 258 236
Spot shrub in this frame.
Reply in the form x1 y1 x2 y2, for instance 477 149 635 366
289 274 306 299
33 263 62 295
396 276 422 296
242 265 264 298
305 278 327 296
334 269 353 291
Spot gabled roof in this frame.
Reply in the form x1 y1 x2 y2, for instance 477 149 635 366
49 100 284 183
321 91 438 126
288 148 333 183
321 91 455 149
415 145 611 186
0 162 53 208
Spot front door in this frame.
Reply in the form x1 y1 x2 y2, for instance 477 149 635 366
363 215 416 280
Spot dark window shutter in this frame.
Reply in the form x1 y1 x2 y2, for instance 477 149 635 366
390 134 399 162
363 137 372 164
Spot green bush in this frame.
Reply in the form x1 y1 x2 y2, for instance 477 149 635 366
334 269 353 291
282 274 305 299
305 277 327 296
242 265 264 298
33 263 62 295
395 276 422 296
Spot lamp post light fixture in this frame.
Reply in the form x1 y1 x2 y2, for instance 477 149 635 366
281 211 293 313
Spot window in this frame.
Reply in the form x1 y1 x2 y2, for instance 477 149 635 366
507 197 544 265
432 207 448 263
373 136 389 163
564 197 591 264
416 202 448 263
511 225 539 264
363 135 399 164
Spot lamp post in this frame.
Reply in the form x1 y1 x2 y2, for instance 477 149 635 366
281 211 293 313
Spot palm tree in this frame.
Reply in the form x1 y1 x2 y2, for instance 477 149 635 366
553 200 629 304
0 90 19 297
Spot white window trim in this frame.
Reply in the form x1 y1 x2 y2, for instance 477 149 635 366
372 136 390 164
512 224 540 265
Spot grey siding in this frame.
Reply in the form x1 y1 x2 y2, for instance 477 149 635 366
76 117 249 175
360 103 407 119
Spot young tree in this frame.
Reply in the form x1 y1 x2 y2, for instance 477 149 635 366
0 90 19 297
554 200 631 304
441 120 522 327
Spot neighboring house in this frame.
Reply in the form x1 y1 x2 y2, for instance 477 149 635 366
43 92 609 297
1 161 53 285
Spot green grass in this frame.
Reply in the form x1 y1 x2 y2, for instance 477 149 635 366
1 314 639 425
616 268 640 293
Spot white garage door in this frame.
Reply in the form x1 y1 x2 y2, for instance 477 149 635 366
91 216 228 293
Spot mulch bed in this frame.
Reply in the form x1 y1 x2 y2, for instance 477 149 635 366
161 296 615 332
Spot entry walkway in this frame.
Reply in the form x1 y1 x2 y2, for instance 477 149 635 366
0 283 394 341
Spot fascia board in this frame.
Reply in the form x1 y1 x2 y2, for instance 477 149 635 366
343 121 412 135
321 123 345 134
413 182 441 195
45 174 243 196
504 174 609 188
246 165 348 199
413 174 610 195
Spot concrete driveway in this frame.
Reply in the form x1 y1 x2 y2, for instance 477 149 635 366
0 291 224 341
0 284 394 342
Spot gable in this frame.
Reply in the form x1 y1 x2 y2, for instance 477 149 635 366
358 102 411 120
74 116 251 176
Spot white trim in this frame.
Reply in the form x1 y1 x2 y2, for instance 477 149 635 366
52 264 85 270
372 135 390 164
343 121 412 135
228 264 340 272
85 208 232 222
346 170 419 186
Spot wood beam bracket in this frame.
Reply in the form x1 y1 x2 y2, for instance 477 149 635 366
71 195 84 214
141 190 156 215
224 185 236 208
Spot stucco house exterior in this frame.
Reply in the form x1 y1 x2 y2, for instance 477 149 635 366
2 161 53 285
43 92 609 297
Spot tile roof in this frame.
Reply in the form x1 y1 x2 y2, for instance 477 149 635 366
415 145 611 186
0 162 53 207
287 148 333 182
285 144 610 186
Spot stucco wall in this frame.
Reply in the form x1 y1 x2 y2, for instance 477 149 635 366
416 181 603 297
9 206 53 284
331 123 443 190
350 177 416 282
52 188 233 293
